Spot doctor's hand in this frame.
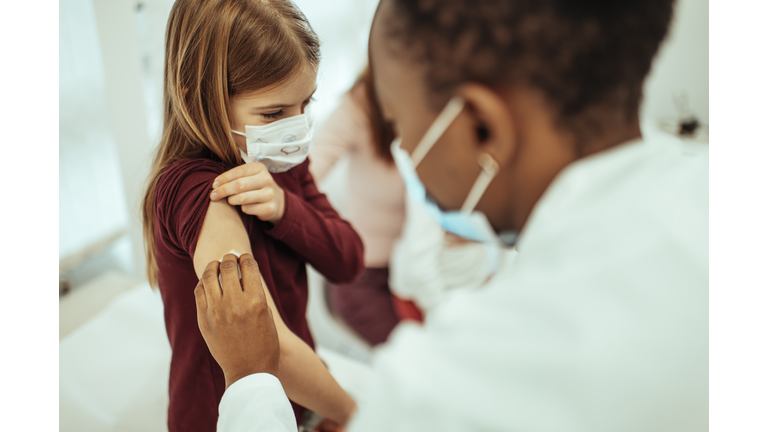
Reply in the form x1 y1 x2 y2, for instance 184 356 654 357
209 162 286 224
194 253 281 389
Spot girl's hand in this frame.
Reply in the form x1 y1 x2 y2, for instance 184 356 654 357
210 162 286 224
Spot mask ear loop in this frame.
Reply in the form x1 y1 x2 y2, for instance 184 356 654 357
460 153 499 214
411 96 465 167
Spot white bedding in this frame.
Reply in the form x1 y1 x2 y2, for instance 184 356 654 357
59 279 372 431
60 283 170 432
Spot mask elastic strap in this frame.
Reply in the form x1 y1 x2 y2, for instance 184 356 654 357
411 96 465 167
231 129 246 137
460 153 499 214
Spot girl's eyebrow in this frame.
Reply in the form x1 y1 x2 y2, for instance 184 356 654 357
253 103 292 111
252 87 318 111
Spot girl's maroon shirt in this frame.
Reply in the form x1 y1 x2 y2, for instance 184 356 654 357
153 157 364 432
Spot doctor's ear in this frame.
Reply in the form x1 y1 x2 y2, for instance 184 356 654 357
457 83 517 168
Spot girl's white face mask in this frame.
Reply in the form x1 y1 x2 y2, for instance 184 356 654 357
231 112 314 173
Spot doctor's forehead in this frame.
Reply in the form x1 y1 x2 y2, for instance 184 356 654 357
369 0 395 103
369 0 432 118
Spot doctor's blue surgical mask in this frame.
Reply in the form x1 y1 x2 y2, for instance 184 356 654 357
390 96 518 248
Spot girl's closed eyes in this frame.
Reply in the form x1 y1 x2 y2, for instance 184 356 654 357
259 96 315 121
261 110 283 120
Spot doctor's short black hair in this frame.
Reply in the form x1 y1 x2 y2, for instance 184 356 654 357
384 0 675 150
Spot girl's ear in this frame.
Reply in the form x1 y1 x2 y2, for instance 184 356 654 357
457 83 518 170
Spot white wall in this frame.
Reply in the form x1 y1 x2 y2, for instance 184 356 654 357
59 0 133 283
642 0 709 127
294 0 381 126
59 0 175 285
91 0 171 281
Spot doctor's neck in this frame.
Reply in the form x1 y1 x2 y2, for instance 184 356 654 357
490 84 644 232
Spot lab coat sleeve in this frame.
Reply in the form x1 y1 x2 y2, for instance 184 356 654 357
218 373 298 432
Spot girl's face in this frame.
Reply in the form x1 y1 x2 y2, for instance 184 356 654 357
229 69 318 152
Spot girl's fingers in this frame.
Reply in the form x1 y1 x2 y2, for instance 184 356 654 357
242 202 277 219
212 162 265 190
211 174 269 201
226 189 273 206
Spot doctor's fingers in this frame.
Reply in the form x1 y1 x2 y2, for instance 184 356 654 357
239 256 275 325
193 280 211 334
210 163 267 200
201 260 224 303
238 254 266 297
225 188 275 207
219 254 244 300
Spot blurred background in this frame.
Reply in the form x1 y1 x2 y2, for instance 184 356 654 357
58 0 381 295
58 0 708 430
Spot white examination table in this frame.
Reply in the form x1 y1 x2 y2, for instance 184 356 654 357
60 269 373 432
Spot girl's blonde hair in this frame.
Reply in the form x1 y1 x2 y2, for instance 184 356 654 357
142 0 320 286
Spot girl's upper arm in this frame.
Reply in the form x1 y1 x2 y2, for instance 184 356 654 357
193 199 253 278
193 197 291 332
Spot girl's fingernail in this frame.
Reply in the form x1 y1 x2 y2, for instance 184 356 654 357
211 192 218 200
213 181 220 188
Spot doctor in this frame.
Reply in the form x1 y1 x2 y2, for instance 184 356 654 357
195 0 708 430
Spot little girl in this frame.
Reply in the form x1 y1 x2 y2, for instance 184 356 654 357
141 0 363 430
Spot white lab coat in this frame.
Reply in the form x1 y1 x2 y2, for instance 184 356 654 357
218 373 297 432
218 137 709 432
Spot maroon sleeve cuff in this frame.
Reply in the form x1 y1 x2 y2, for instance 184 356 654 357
263 189 301 241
